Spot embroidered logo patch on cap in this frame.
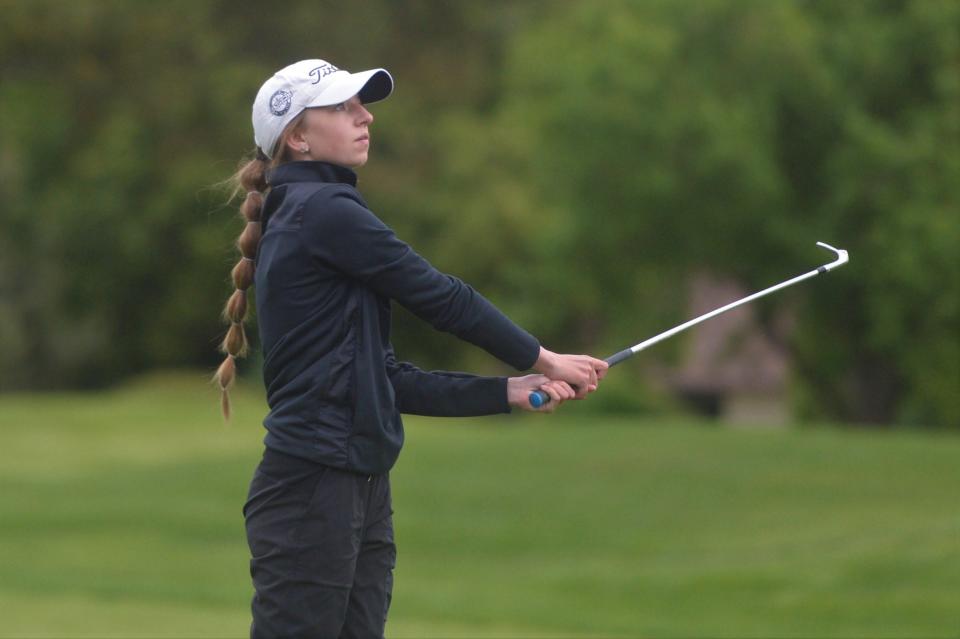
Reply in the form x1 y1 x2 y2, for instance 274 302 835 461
269 89 293 116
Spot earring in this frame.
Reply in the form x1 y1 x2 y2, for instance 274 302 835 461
301 146 309 154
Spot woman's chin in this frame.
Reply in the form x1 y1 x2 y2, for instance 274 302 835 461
349 154 369 168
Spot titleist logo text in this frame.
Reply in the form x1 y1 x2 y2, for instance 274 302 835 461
309 63 339 83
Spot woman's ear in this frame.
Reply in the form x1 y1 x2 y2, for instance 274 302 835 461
276 110 310 159
283 131 307 156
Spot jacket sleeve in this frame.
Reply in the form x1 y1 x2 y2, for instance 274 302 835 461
302 188 540 371
384 347 511 416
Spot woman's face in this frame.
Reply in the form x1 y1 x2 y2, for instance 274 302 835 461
287 95 374 168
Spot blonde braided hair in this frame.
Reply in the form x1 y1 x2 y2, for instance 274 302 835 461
213 157 267 420
214 114 308 420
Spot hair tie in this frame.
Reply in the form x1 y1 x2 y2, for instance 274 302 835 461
241 256 254 263
256 148 269 162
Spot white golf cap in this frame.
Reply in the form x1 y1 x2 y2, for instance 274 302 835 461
252 59 394 159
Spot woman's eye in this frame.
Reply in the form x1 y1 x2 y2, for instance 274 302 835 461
334 103 346 111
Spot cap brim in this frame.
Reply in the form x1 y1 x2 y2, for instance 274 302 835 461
305 68 394 108
357 69 393 104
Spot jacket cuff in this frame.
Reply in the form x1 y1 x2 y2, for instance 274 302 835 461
513 336 541 371
496 376 512 414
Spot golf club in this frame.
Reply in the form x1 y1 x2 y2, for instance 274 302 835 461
529 241 850 408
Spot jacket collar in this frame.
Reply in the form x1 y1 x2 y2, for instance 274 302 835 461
268 161 358 188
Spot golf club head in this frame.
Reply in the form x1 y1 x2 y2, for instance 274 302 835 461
816 241 849 271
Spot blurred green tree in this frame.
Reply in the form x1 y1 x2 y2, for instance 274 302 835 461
420 0 959 425
0 0 955 427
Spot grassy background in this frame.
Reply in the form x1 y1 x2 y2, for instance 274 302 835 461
0 371 957 638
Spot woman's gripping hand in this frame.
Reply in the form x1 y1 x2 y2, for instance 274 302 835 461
533 347 608 399
507 375 577 412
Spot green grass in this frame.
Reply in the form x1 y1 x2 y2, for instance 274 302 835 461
0 371 957 638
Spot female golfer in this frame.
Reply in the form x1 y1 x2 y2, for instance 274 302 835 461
214 59 607 638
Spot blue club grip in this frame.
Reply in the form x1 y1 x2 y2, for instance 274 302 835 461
529 389 550 409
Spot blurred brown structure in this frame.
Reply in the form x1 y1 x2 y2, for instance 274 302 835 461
667 275 794 425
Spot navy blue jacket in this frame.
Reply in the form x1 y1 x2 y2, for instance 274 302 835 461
254 161 540 474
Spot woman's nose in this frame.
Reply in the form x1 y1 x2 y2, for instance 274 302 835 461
357 105 373 125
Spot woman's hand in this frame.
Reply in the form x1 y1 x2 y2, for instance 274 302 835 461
507 374 577 412
533 347 608 399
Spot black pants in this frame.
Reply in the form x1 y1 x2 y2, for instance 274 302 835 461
244 448 395 638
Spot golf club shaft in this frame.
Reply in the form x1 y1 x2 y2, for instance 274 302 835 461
529 242 849 408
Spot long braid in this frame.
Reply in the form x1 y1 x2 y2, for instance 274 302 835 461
214 113 306 420
213 152 269 420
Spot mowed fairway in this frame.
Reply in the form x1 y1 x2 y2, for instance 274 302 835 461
0 372 957 638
